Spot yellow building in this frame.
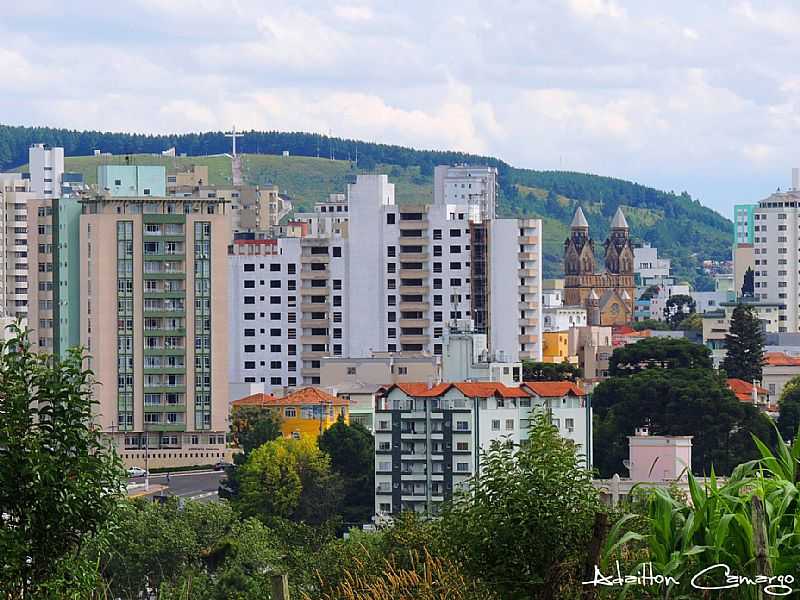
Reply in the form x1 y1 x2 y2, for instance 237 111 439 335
542 331 579 365
232 387 349 440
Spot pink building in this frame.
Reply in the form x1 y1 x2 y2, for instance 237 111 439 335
628 428 692 482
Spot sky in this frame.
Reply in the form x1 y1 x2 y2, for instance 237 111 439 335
2 0 799 217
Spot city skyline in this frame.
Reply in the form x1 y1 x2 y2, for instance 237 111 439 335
3 1 800 216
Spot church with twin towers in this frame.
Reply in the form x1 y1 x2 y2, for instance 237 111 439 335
563 206 635 326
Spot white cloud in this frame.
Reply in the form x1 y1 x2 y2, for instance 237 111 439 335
1 1 800 214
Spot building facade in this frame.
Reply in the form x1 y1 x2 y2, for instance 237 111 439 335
80 165 230 468
563 207 635 325
373 381 590 515
733 204 756 245
229 171 543 395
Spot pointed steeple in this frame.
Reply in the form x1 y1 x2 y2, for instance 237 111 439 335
571 206 589 229
611 207 629 229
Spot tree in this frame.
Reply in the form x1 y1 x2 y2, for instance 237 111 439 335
0 324 123 597
318 417 375 524
778 375 800 441
592 368 774 476
663 294 696 328
230 406 282 455
608 337 712 377
438 413 601 599
631 318 670 331
721 304 765 382
236 437 342 525
639 285 661 301
522 360 581 382
741 266 754 297
676 311 703 333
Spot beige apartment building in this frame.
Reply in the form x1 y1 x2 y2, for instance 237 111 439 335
80 166 231 468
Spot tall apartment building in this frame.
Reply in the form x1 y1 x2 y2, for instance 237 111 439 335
374 381 591 515
229 171 543 395
752 183 800 332
433 164 498 220
0 173 36 321
734 204 756 245
28 144 64 198
80 165 230 468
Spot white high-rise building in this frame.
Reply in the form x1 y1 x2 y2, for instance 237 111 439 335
228 171 543 396
752 186 800 332
0 173 35 320
434 164 497 221
28 144 64 198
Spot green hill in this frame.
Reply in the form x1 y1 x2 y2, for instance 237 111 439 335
0 124 731 290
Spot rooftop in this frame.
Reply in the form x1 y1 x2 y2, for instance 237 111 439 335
232 386 347 408
726 378 768 402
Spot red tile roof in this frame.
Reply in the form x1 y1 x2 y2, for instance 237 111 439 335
614 325 637 335
232 387 347 408
523 381 587 397
726 378 768 402
764 352 800 366
383 382 530 398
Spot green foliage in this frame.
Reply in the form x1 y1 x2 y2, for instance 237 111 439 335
318 416 375 524
438 413 601 599
778 375 800 441
522 360 581 381
722 304 765 382
230 406 282 455
663 294 696 328
676 311 703 333
608 337 712 376
631 318 670 331
236 436 342 525
593 367 774 476
611 428 800 599
0 324 124 597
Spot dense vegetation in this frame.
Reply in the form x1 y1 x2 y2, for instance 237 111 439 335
0 124 731 287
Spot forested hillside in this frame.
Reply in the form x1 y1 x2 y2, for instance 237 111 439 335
0 124 731 288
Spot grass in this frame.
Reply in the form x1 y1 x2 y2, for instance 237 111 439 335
240 154 433 211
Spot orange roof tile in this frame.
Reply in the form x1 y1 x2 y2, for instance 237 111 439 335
614 325 636 335
764 352 800 367
231 392 280 408
726 378 768 402
232 387 348 408
523 381 587 397
383 382 530 398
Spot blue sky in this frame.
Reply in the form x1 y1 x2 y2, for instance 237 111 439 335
2 1 799 217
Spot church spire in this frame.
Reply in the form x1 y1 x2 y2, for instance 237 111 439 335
571 206 589 229
610 207 629 230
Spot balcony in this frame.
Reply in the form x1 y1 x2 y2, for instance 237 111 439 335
399 318 428 328
300 367 320 376
399 219 428 229
398 268 429 278
376 486 393 495
519 252 538 261
300 254 330 264
519 334 538 344
300 270 328 280
398 251 428 261
519 318 539 327
400 334 429 345
518 300 539 310
399 301 430 312
300 317 329 327
399 236 427 246
519 268 538 277
519 285 539 294
300 302 329 312
518 235 539 245
399 285 429 295
300 335 329 345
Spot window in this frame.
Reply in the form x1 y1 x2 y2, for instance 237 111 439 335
433 229 442 240
285 407 296 417
387 246 396 257
387 312 396 322
491 419 500 431
565 418 575 430
244 280 255 289
332 247 342 257
456 420 469 431
456 462 469 472
505 419 514 430
456 441 468 451
450 245 461 253
449 229 461 237
386 213 395 225
388 328 396 338
346 367 356 375
378 441 391 451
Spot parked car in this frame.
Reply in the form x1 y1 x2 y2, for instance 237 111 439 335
127 466 148 478
214 461 234 471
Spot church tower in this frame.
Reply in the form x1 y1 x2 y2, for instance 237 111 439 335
564 207 595 276
604 207 634 275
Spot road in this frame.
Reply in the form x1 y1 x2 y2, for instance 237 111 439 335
128 469 225 503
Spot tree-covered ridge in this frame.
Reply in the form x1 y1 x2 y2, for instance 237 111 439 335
0 124 732 288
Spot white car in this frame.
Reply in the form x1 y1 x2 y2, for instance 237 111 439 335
127 467 148 478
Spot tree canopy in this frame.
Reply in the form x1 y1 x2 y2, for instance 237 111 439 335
778 375 800 442
439 413 602 599
593 368 774 476
608 337 713 376
663 294 696 329
721 304 765 382
0 325 123 597
317 417 375 524
522 360 581 382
